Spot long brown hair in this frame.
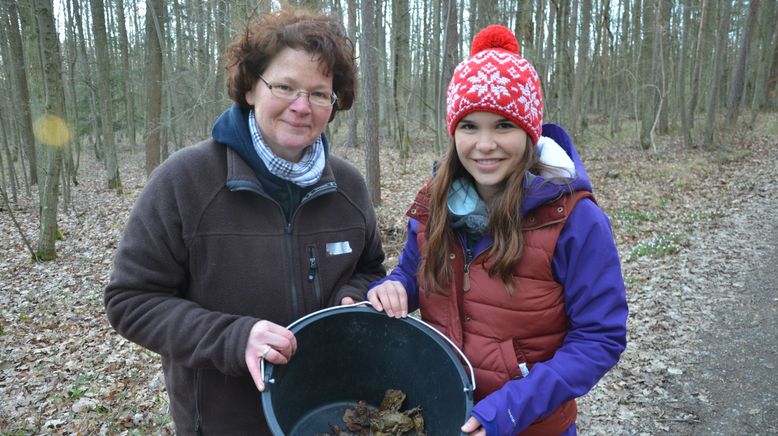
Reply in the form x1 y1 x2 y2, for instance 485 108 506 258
418 139 540 295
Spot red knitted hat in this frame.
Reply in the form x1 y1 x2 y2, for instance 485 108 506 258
446 25 543 145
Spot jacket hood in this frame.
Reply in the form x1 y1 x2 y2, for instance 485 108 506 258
521 123 592 216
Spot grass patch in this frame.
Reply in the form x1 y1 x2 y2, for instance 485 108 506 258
69 374 95 400
750 112 778 136
629 232 682 261
611 207 661 223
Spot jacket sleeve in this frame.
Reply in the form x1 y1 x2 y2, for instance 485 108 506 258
472 199 628 435
367 219 421 312
104 156 257 377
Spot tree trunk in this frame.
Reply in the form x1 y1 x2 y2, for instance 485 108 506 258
656 0 671 134
769 16 778 108
391 0 410 157
33 0 69 261
703 0 733 148
432 0 442 153
90 0 121 191
346 0 358 148
361 0 381 206
570 0 591 141
64 0 81 185
639 0 656 150
115 0 136 149
1 115 19 205
750 0 777 123
436 0 458 153
2 0 37 185
725 0 761 125
72 0 101 161
214 0 228 121
144 0 165 176
679 0 693 148
689 0 710 129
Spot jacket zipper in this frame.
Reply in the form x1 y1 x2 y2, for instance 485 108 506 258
307 246 322 305
288 183 336 315
230 181 336 318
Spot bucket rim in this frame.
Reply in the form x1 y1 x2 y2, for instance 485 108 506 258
260 304 475 436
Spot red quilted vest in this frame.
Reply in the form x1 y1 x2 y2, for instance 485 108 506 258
406 186 594 435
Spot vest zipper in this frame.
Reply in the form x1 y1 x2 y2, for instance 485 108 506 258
463 263 471 292
462 241 478 293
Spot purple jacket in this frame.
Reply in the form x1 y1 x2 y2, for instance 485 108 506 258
370 124 628 435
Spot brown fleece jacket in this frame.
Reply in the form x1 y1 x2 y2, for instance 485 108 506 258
104 139 385 434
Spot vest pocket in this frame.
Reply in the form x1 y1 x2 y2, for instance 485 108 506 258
498 339 523 380
511 338 531 378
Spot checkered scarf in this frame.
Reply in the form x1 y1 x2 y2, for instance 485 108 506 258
248 110 325 187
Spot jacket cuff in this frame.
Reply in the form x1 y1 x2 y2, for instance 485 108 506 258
471 409 498 436
234 316 262 374
333 286 365 305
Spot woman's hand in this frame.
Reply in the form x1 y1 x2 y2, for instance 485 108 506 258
461 416 486 435
245 320 297 392
366 280 408 318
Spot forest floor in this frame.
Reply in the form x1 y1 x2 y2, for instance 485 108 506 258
1 116 777 435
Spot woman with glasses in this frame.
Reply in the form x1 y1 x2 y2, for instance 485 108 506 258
104 7 385 434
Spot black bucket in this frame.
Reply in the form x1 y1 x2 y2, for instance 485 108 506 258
261 304 474 435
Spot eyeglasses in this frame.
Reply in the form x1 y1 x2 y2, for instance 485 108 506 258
258 75 337 107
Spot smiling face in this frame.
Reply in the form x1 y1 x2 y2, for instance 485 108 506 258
454 111 530 202
245 48 334 162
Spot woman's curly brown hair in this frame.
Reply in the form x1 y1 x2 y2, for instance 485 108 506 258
224 6 356 121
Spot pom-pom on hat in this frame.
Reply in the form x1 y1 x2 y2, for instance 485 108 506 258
446 25 543 145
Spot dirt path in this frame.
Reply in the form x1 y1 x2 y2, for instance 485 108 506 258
578 133 778 435
659 138 778 435
681 168 778 435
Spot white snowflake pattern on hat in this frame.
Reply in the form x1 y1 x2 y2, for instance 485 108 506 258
446 25 544 144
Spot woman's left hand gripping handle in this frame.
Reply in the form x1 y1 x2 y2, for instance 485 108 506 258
245 320 298 391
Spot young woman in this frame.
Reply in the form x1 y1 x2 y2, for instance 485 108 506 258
368 25 628 435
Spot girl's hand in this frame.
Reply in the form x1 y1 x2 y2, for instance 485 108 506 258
245 320 297 392
461 416 486 435
366 280 408 318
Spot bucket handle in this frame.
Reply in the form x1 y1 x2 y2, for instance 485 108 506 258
401 309 477 395
261 301 477 395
